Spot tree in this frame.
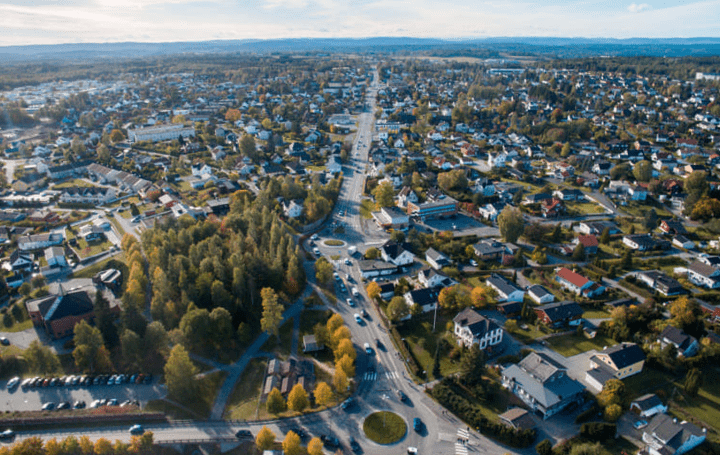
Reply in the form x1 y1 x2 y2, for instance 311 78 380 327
240 134 258 161
599 227 611 244
470 285 495 308
314 381 333 406
308 437 324 455
261 287 283 337
497 206 524 243
551 223 562 243
256 426 275 451
330 326 351 350
287 383 309 412
604 404 622 422
572 242 586 261
438 285 470 311
643 208 658 232
598 378 625 408
326 313 344 335
569 442 603 455
387 296 410 322
610 162 631 180
684 368 702 397
504 319 518 332
283 431 303 455
364 247 380 259
314 257 334 284
669 297 701 334
266 387 286 414
459 344 485 385
366 281 381 300
334 338 357 361
336 354 355 378
536 439 553 455
164 344 198 401
690 197 720 221
73 320 111 373
373 182 395 207
333 366 349 391
109 129 125 143
633 160 653 182
25 340 61 374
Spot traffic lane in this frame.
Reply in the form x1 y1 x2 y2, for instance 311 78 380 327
0 381 166 411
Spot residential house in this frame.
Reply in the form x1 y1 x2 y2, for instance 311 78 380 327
637 271 685 296
9 250 34 272
17 233 64 251
574 235 599 255
12 172 46 193
623 234 670 252
60 187 117 205
478 202 506 221
524 193 553 205
641 413 706 455
473 239 509 262
660 220 688 235
418 268 456 289
397 186 419 208
79 225 105 241
326 155 343 174
527 285 555 304
501 352 585 419
686 260 720 289
553 188 585 201
283 200 303 219
498 408 535 431
585 343 646 392
555 267 605 298
403 288 439 315
629 185 648 201
672 235 695 250
630 394 668 418
534 301 584 327
425 247 451 270
542 198 566 218
44 246 67 268
486 274 525 302
473 178 495 197
380 241 415 266
659 326 699 358
452 308 503 350
579 220 620 235
358 260 398 279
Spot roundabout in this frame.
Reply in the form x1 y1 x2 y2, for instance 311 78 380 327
363 411 407 445
323 239 345 247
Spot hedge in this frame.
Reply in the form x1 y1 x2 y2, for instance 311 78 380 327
431 377 536 448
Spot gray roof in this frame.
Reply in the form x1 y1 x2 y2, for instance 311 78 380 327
646 413 705 450
631 393 664 411
486 274 522 296
661 326 697 351
528 284 552 299
518 352 566 384
503 361 584 409
688 260 719 278
453 308 500 338
598 343 646 369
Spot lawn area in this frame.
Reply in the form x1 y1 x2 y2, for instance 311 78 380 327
508 323 551 344
670 366 720 434
224 358 266 420
546 333 617 357
567 201 606 216
396 314 460 379
109 216 125 236
70 253 125 279
75 237 114 258
0 319 33 333
306 165 327 172
53 179 96 189
363 411 407 444
145 399 198 420
582 308 612 319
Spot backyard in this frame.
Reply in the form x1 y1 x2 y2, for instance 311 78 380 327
396 313 461 379
545 333 617 357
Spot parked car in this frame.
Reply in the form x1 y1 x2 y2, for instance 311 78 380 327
364 343 372 355
361 309 369 318
0 429 15 441
320 435 340 449
129 424 144 435
6 377 20 389
413 418 423 432
346 298 355 307
74 401 86 409
0 337 9 346
351 287 359 296
57 401 71 410
235 429 253 439
41 402 55 411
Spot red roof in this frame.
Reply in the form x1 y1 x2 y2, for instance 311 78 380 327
556 267 591 288
578 235 598 248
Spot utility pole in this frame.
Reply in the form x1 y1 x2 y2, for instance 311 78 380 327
432 301 438 332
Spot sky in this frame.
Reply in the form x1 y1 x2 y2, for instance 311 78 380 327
0 0 719 46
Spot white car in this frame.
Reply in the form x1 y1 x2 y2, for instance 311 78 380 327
6 377 20 389
351 287 359 297
354 313 362 323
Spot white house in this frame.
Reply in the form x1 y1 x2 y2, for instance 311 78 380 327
44 246 67 268
687 260 720 289
528 285 555 304
283 200 303 219
642 413 706 455
452 308 503 350
380 241 415 266
630 394 668 418
486 274 524 302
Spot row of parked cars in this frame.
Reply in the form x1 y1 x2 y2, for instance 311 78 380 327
41 398 140 411
19 374 152 389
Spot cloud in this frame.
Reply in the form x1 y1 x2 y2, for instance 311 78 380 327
627 3 651 13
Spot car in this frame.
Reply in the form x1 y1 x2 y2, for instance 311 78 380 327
49 378 59 387
90 400 102 409
361 309 368 318
634 420 648 430
375 338 383 349
129 424 145 435
396 389 408 402
469 259 478 267
235 429 253 439
344 258 352 266
288 428 306 440
351 287 359 296
345 273 351 281
333 272 340 281
107 399 119 406
0 337 9 346
339 283 347 293
313 247 321 256
41 402 55 411
320 435 340 448
20 378 32 389
346 298 355 307
311 234 319 241
129 374 138 383
57 401 71 410
131 216 142 223
354 313 362 324
74 401 86 409
407 447 418 454
0 429 15 441
349 437 361 453
413 418 423 432
6 377 20 389
341 398 354 410
364 343 372 354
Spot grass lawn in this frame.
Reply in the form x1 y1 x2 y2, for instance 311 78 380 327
323 239 344 246
670 366 720 434
567 201 606 215
306 165 327 172
224 358 266 420
363 411 407 444
508 324 551 344
546 333 617 357
71 253 125 279
0 319 33 333
582 308 612 319
145 399 198 420
109 217 125 236
396 314 460 379
360 199 375 219
75 236 114 259
53 179 96 189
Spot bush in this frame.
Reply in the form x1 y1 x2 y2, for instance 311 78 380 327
536 439 552 455
575 403 599 424
579 422 616 442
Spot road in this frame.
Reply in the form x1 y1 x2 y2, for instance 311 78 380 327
7 68 524 455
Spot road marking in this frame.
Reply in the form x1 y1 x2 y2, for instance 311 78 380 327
455 443 468 455
457 428 470 439
362 372 377 381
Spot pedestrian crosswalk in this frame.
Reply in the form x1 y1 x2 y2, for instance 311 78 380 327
455 443 468 455
361 370 399 381
457 428 470 439
455 428 470 454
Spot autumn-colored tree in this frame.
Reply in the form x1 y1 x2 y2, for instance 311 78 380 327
336 354 356 378
283 431 303 455
470 285 495 308
326 313 344 335
287 383 309 412
333 366 349 391
372 181 395 207
73 320 112 373
164 344 198 401
225 109 242 122
315 257 334 284
334 337 357 361
109 129 125 143
364 247 380 259
604 404 622 422
669 297 701 333
314 381 333 406
261 287 283 337
598 378 625 408
94 438 114 455
308 437 324 455
330 326 352 350
256 426 276 451
366 281 381 300
266 387 286 414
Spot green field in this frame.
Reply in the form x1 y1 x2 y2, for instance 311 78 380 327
224 358 266 420
546 333 617 357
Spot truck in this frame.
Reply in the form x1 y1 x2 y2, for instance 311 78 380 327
348 246 357 255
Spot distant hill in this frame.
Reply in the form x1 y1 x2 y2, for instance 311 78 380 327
1 37 720 63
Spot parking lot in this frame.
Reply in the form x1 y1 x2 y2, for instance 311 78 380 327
414 214 500 238
1 376 166 412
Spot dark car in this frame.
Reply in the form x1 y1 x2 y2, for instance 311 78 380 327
41 402 55 411
396 389 408 402
341 398 354 411
57 401 71 410
320 435 340 449
235 429 253 440
0 337 9 346
375 338 384 349
0 429 15 441
413 418 423 432
129 425 144 435
143 374 153 384
349 437 361 453
74 401 86 409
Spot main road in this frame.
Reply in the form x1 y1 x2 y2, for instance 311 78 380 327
7 68 524 455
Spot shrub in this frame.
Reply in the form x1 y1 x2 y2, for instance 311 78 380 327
536 439 552 455
580 422 616 442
